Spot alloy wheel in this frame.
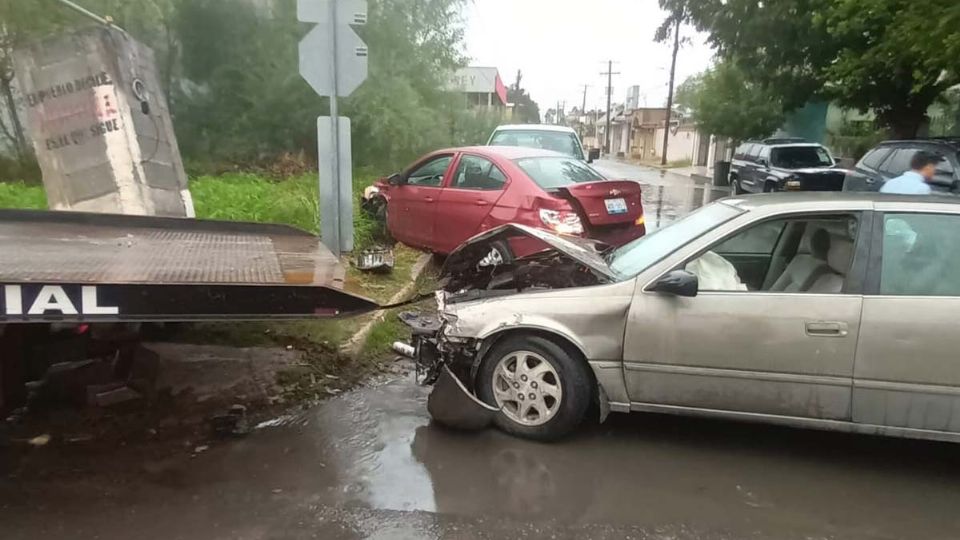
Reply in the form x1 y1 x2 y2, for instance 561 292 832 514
492 351 563 426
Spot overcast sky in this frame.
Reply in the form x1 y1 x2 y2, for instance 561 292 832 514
463 0 716 115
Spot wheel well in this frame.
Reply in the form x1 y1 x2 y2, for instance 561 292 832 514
475 328 599 406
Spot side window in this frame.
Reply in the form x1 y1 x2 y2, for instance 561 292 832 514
758 146 771 161
407 156 452 186
747 144 762 161
686 215 858 293
881 149 914 176
934 156 955 182
880 213 960 296
451 155 507 191
860 148 891 170
714 220 784 255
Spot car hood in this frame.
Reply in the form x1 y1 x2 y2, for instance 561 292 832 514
439 224 617 294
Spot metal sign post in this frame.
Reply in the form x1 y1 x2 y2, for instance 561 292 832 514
298 0 368 255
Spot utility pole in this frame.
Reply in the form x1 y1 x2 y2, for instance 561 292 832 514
661 16 681 167
579 85 589 139
600 60 620 155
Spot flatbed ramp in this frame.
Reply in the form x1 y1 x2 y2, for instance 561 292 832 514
0 209 377 323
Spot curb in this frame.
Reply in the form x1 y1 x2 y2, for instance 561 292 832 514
340 252 432 356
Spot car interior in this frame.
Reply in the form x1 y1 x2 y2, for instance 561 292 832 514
689 215 858 293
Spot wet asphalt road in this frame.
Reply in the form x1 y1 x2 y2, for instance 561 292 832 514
4 161 960 539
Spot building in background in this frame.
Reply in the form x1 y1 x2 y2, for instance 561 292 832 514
447 67 508 109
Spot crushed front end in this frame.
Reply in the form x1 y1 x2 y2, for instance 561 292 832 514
394 224 617 430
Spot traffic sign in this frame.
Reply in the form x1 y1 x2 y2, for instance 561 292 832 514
297 0 368 255
298 0 368 98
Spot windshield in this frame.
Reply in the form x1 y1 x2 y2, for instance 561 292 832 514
771 146 834 168
514 157 606 189
608 203 744 278
490 130 584 159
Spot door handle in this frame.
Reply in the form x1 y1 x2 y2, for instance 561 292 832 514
805 321 848 337
474 200 488 206
424 196 435 203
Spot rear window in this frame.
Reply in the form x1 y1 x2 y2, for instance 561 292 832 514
514 157 605 189
490 130 583 159
770 146 833 168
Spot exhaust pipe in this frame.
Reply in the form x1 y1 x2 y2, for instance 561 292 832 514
392 341 415 358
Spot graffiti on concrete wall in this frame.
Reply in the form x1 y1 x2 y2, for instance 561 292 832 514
26 70 122 151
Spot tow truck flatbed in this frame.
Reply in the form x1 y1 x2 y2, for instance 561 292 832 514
0 209 377 323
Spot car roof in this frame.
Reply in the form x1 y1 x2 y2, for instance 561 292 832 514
492 124 578 134
433 145 570 160
722 192 960 212
877 138 960 149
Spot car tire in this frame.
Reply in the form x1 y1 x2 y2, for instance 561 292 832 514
477 334 592 441
478 240 514 267
763 181 777 193
731 177 743 195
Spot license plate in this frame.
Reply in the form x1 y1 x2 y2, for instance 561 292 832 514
604 197 627 214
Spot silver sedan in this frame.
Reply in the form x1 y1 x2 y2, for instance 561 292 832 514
413 192 960 441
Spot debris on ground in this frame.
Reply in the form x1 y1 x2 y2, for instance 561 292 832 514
210 404 250 438
354 247 395 273
27 433 51 447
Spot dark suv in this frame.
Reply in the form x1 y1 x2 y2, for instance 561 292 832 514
730 138 845 194
842 139 960 193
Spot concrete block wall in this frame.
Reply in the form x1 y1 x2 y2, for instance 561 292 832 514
13 26 193 217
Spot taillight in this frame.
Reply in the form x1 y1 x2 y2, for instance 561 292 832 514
539 208 584 235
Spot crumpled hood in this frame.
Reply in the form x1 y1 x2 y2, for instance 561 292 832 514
439 224 617 293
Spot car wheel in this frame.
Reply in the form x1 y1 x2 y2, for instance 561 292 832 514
763 181 777 193
731 177 743 195
477 240 513 268
477 335 592 441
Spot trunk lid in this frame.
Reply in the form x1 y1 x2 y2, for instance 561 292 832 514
556 180 643 226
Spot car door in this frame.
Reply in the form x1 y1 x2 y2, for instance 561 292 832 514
389 154 454 249
846 146 895 191
853 206 960 434
623 210 868 421
432 154 510 253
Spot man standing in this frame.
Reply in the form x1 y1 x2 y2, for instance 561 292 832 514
880 151 945 194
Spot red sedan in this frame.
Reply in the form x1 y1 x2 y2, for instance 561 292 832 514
367 146 645 260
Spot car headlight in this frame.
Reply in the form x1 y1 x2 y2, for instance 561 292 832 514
538 209 584 235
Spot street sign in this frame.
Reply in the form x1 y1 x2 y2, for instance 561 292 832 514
299 24 368 97
298 0 368 255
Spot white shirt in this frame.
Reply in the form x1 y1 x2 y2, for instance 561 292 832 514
880 171 932 195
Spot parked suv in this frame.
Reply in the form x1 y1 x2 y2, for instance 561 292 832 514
730 138 844 194
842 138 960 194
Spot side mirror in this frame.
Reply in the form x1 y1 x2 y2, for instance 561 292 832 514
649 269 698 297
758 158 769 168
587 148 601 163
387 173 404 186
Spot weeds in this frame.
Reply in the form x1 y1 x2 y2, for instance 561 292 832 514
0 182 46 209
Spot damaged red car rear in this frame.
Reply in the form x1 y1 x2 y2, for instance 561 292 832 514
363 146 645 259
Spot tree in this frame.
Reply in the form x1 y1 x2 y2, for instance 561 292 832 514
678 61 785 142
817 0 960 137
507 70 540 124
673 0 960 138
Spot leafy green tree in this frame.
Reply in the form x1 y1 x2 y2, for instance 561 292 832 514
678 61 785 142
671 0 960 138
817 0 960 137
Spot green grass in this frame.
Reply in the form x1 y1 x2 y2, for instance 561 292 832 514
190 173 320 233
0 171 384 249
0 182 46 209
